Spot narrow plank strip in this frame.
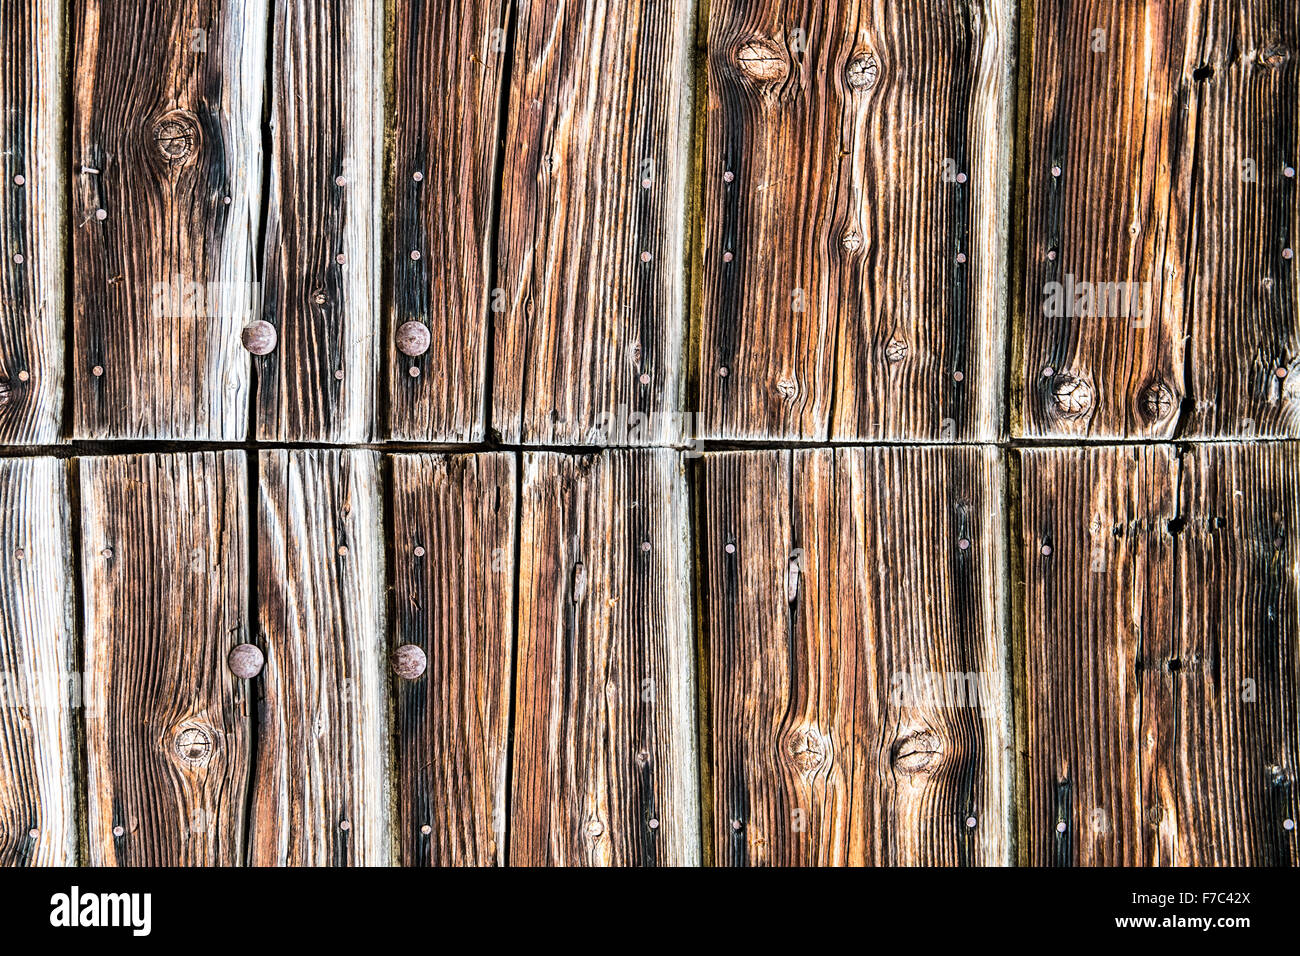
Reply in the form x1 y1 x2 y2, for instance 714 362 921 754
71 0 266 440
699 0 1013 441
388 0 509 441
0 0 64 444
392 452 515 866
250 449 387 865
512 449 698 865
0 458 75 865
82 451 249 866
492 0 693 445
704 447 1010 865
257 0 382 442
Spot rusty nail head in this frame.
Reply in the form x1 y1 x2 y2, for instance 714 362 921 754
95 208 107 220
335 175 346 186
397 321 432 357
92 365 104 377
958 538 970 551
640 541 651 552
223 196 231 204
1286 167 1296 178
1285 248 1295 260
965 816 977 828
953 370 964 382
337 545 348 556
421 824 431 834
113 825 124 837
101 547 113 559
228 643 265 679
719 366 729 377
1051 165 1061 177
731 820 743 831
241 320 277 355
14 175 24 185
334 369 344 380
1278 368 1289 378
28 827 38 838
1041 543 1052 556
957 172 967 184
414 545 426 557
956 252 967 264
393 644 427 680
649 818 660 829
1056 821 1067 833
723 170 735 183
340 820 351 831
335 253 346 265
14 548 24 560
13 254 23 264
723 251 733 262
639 372 651 385
725 542 736 554
1042 366 1054 377
409 366 420 377
1285 819 1296 830
410 250 421 260
413 171 424 182
641 178 651 188
640 251 652 262
18 370 29 381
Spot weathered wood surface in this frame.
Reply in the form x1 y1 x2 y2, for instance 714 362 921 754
257 0 382 442
1020 443 1299 865
392 453 515 866
492 0 693 446
1015 0 1300 440
251 449 388 865
0 458 76 865
698 0 1013 442
388 0 509 442
511 450 699 865
703 447 1010 865
81 452 250 866
0 0 64 445
71 0 265 440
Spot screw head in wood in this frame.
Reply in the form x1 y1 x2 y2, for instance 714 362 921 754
241 320 277 355
397 321 432 357
228 643 265 679
393 644 427 680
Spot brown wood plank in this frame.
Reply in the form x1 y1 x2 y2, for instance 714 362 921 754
256 0 382 442
1015 0 1299 439
511 449 698 865
491 0 693 446
388 0 509 442
704 447 1010 865
250 449 388 865
0 458 76 865
0 0 64 444
698 0 1013 442
81 451 249 866
71 0 265 440
392 452 515 866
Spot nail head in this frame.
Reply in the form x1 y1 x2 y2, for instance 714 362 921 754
227 643 265 679
241 320 277 355
397 321 432 357
95 208 107 220
393 644 428 680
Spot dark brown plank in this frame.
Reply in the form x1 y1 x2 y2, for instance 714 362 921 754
704 447 1010 865
392 452 515 866
81 451 249 865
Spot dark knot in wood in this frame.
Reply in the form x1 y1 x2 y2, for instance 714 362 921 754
152 111 201 165
891 729 943 775
734 40 787 82
1260 44 1290 67
885 338 908 362
1140 381 1175 422
175 727 212 764
846 54 879 91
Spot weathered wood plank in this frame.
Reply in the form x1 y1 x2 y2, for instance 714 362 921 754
704 447 1010 865
250 449 387 865
0 0 64 444
492 0 693 446
388 0 509 442
391 452 515 866
1015 0 1300 439
81 451 249 866
0 458 76 865
71 0 265 440
511 449 698 865
699 0 1013 442
256 0 382 442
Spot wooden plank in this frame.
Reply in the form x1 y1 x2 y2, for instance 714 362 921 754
0 0 64 445
71 0 266 440
511 449 698 865
81 451 249 866
256 0 382 442
491 0 693 446
703 447 1010 865
1015 1 1300 439
388 0 509 442
0 458 76 865
391 452 515 866
698 0 1014 442
250 449 388 865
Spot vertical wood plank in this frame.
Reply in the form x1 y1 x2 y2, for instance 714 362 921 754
388 0 509 441
0 458 76 865
704 447 1010 865
71 0 266 440
257 0 382 442
391 453 515 866
492 0 693 446
250 449 388 865
699 0 1013 442
511 449 698 865
1 0 64 444
81 451 249 866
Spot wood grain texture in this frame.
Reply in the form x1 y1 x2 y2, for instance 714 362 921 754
257 0 382 442
388 0 509 441
81 452 249 866
1016 0 1299 440
699 0 1013 442
703 447 1010 865
0 458 76 865
492 0 693 446
392 453 515 866
0 0 64 444
71 0 265 440
511 449 698 865
250 449 388 865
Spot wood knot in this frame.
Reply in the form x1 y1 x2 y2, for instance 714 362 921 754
885 338 908 362
785 728 829 774
891 729 943 775
174 726 212 765
1050 374 1093 418
1140 381 1175 422
1260 44 1290 67
734 39 787 82
0 381 10 406
846 53 879 91
152 110 201 165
